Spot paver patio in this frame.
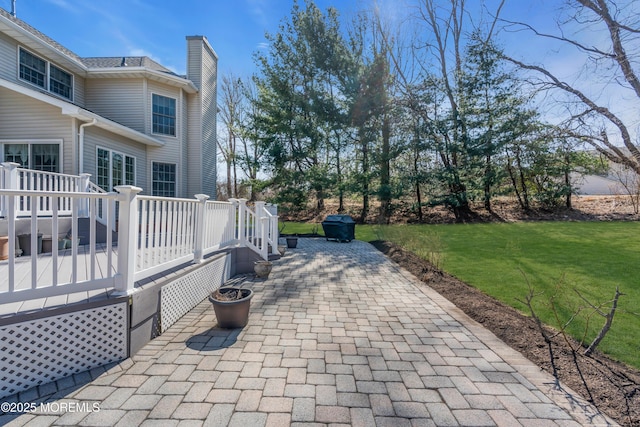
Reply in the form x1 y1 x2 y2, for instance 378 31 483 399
1 238 616 426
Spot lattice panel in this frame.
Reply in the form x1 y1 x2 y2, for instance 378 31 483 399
161 255 230 332
0 303 127 399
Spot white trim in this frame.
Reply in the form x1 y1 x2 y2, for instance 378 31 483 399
96 146 137 191
149 160 182 199
87 67 198 93
151 92 178 138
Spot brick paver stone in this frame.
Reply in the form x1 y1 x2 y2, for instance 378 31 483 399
0 239 617 427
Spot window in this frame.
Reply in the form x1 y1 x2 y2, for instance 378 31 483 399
19 49 45 88
2 142 60 172
49 65 73 99
152 94 176 136
96 148 136 191
152 162 176 197
18 48 73 100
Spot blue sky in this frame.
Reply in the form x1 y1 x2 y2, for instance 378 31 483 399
2 0 632 130
2 0 561 78
1 0 363 77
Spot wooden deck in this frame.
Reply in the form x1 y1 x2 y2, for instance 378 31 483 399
0 243 118 318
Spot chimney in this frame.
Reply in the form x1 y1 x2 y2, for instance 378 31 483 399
11 0 17 17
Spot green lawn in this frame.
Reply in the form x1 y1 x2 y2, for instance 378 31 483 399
281 220 640 369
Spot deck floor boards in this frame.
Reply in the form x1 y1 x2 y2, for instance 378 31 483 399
0 243 119 317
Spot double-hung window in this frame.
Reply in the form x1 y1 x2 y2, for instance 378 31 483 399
152 94 176 136
19 48 73 101
152 162 176 197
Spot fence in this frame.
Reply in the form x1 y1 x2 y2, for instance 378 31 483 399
0 176 279 305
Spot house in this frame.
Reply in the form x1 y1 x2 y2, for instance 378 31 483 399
0 7 217 199
0 8 280 400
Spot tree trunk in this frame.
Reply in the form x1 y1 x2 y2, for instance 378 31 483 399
360 127 369 222
226 160 232 199
414 148 423 222
379 95 391 222
484 154 492 211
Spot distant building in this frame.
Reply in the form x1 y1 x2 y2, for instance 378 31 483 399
0 7 218 198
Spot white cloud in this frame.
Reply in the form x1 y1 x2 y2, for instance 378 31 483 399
245 0 269 27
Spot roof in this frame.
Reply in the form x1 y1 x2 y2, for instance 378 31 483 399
82 57 183 77
0 7 192 85
0 8 84 63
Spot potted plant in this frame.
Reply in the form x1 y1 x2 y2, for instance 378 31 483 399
254 260 273 278
286 235 298 248
0 235 8 260
209 287 254 328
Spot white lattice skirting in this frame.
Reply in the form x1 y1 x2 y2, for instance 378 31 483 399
0 303 128 399
161 254 231 332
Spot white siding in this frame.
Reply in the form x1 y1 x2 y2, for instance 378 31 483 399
0 87 74 173
83 126 148 192
85 78 145 132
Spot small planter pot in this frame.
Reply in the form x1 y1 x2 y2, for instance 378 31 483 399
286 237 298 248
209 288 254 328
277 245 287 256
63 237 82 249
0 236 8 260
18 233 43 255
254 261 273 278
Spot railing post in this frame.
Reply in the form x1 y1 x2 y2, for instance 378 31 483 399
237 198 247 246
1 162 19 219
260 217 269 260
271 215 280 255
78 173 91 217
193 194 210 263
113 185 142 295
255 201 265 248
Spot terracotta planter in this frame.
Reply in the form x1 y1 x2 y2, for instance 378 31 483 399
209 288 254 328
254 261 273 278
0 236 8 260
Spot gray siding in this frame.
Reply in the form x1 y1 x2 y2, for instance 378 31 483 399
85 78 145 132
0 32 16 82
186 36 217 199
0 32 85 107
146 81 184 197
201 44 217 199
83 127 148 192
0 87 74 173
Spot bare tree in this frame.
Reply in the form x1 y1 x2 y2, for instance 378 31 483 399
503 0 640 175
217 73 244 198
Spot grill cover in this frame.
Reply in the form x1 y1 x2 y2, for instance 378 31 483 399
321 215 355 242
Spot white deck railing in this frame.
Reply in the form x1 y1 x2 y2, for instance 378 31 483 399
1 162 93 218
0 178 278 305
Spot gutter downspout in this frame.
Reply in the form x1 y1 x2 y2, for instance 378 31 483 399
79 119 97 174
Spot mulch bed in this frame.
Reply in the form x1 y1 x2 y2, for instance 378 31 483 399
372 240 640 426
